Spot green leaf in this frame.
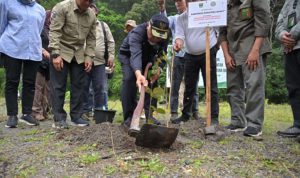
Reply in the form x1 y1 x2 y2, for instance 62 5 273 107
156 108 166 114
152 87 164 99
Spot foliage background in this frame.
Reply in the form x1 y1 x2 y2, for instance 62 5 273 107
0 0 288 104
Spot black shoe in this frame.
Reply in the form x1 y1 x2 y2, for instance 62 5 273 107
147 116 161 125
52 120 69 129
225 124 247 132
5 116 18 128
20 114 39 126
170 113 178 120
171 114 189 124
121 118 132 132
243 126 262 137
277 126 300 138
71 118 89 127
192 112 201 120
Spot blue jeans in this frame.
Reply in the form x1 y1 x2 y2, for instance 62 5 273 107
170 56 199 114
83 64 108 113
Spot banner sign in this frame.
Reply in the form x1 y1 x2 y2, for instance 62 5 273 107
166 45 227 88
188 0 227 28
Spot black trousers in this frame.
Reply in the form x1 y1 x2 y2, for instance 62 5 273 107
285 49 300 128
3 54 40 116
119 53 157 121
182 47 219 121
50 58 85 122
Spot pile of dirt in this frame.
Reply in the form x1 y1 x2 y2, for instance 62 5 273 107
56 123 136 151
55 119 226 154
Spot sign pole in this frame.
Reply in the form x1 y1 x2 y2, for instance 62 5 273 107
205 27 211 127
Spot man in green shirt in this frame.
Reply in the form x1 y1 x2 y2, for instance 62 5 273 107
49 0 96 129
219 0 271 137
276 0 300 138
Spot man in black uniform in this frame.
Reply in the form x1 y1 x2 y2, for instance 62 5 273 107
119 14 169 127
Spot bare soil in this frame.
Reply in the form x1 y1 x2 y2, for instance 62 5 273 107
0 116 299 177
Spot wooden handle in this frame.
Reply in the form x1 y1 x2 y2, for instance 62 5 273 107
166 50 176 127
205 27 211 127
130 63 153 131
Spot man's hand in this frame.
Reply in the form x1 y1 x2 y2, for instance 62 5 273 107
42 49 50 60
135 70 148 92
174 39 183 52
150 67 161 84
53 56 64 71
246 49 260 71
107 58 114 68
224 54 235 71
281 32 296 53
84 59 93 72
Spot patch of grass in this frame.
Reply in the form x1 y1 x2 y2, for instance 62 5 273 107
18 129 40 136
232 168 254 178
137 158 166 175
262 158 277 170
104 165 117 175
139 173 150 178
78 153 99 165
290 144 300 156
192 159 204 167
187 140 204 149
23 137 43 142
74 144 97 152
17 166 37 178
0 137 8 146
0 154 8 163
218 136 233 145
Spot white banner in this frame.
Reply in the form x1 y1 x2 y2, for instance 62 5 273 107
188 0 227 28
166 46 227 89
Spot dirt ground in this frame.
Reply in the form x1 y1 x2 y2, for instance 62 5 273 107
0 115 299 177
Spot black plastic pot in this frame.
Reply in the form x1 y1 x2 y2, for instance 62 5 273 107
94 109 116 124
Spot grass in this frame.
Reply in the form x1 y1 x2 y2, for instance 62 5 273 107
103 165 117 175
16 166 37 178
138 158 166 175
77 153 100 165
187 140 204 149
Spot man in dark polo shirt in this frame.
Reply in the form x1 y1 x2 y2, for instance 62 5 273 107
119 14 169 128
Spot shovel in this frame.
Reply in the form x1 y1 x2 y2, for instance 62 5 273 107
129 63 179 148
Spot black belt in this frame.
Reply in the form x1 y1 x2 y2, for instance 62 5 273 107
119 50 131 56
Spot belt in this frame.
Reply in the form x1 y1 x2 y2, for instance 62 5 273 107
119 50 131 56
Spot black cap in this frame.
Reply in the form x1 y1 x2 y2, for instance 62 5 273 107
150 14 169 39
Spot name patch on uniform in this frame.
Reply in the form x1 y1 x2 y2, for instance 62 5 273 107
288 12 297 29
240 7 253 20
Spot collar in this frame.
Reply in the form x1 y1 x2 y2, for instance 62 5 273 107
72 0 89 15
18 0 36 6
